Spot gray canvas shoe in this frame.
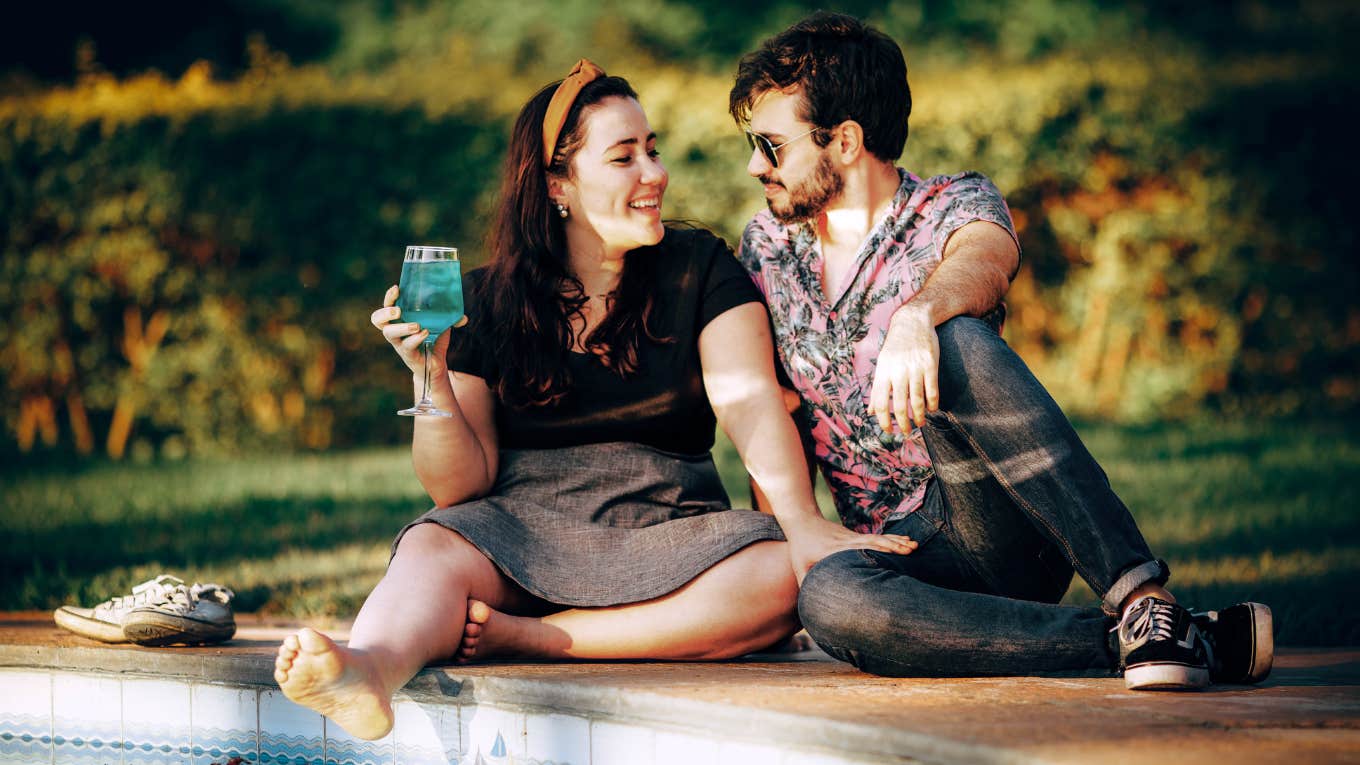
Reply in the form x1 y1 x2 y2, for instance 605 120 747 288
53 575 187 643
122 582 236 646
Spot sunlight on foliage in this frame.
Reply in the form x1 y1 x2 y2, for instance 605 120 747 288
2 2 1356 458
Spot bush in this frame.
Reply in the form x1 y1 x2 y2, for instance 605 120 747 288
2 15 1356 457
1 63 507 456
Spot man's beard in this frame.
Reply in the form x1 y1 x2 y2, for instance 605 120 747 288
763 153 845 224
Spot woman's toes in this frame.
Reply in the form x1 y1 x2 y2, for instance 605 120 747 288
468 600 493 624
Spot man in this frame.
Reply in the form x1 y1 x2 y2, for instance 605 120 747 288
729 11 1273 689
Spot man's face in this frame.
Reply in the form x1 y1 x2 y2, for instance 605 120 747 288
745 88 843 224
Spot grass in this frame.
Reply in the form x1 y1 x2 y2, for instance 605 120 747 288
2 418 1357 644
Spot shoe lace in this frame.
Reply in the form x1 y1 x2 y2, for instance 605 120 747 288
127 581 234 617
1119 597 1177 644
104 575 186 611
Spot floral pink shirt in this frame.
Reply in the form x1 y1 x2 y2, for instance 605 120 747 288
738 169 1018 534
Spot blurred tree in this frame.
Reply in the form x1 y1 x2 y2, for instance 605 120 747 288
2 0 1356 458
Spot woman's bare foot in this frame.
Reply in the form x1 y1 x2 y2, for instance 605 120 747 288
761 630 815 654
457 599 551 663
274 627 393 740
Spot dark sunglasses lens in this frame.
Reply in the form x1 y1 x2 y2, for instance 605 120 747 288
746 132 779 167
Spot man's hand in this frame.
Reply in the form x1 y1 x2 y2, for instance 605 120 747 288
869 303 939 433
782 513 916 584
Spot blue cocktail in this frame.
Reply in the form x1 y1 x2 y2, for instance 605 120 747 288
397 245 464 417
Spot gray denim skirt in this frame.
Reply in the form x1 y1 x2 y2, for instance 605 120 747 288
391 441 786 607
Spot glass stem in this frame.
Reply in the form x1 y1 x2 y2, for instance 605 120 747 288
420 341 434 406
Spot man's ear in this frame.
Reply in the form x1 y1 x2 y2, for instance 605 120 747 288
832 120 866 166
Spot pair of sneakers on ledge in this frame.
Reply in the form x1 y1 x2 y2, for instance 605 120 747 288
1118 597 1274 690
53 574 236 646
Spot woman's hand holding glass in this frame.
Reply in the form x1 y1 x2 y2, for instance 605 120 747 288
372 284 454 378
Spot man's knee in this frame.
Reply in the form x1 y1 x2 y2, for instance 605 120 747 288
798 551 867 644
936 316 1006 372
934 315 1041 412
799 551 936 671
798 551 906 652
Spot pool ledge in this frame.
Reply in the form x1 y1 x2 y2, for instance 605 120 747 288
2 613 1359 764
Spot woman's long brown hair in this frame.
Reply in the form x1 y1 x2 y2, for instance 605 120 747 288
480 75 671 408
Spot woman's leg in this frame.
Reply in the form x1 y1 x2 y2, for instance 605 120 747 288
274 523 533 740
459 540 799 661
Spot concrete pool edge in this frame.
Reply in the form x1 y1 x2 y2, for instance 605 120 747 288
0 638 1004 765
2 616 1359 764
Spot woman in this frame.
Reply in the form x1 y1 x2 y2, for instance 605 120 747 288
274 60 913 741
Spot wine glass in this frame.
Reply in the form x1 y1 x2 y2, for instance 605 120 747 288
396 245 465 417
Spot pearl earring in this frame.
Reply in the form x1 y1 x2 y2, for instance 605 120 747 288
556 202 569 219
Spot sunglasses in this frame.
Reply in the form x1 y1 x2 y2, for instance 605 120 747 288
744 127 820 168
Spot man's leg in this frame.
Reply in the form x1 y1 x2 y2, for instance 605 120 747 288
925 316 1165 616
917 317 1270 687
797 500 1116 677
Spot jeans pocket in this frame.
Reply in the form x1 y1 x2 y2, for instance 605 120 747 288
923 410 958 432
883 505 944 549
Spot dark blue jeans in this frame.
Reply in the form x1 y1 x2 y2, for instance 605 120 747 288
798 317 1168 677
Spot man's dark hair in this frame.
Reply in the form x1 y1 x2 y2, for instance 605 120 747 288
729 11 911 162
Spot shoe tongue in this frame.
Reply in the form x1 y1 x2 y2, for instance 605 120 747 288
133 575 184 594
192 583 235 603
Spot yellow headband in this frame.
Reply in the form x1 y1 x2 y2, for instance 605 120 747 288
542 59 606 167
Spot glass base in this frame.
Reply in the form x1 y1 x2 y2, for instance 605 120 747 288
397 403 453 418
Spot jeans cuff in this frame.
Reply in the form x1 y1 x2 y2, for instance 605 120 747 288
1100 559 1170 616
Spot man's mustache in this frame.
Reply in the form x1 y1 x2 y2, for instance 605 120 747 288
758 175 783 188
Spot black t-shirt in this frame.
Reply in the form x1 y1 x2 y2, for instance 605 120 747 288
447 227 763 454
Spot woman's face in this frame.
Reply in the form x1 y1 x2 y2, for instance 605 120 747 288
555 96 669 255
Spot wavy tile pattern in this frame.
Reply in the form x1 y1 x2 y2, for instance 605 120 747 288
53 673 123 765
258 689 324 765
192 685 259 765
0 670 52 765
0 669 883 765
393 700 456 765
124 678 192 765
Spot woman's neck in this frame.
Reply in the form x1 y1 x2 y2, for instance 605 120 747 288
565 226 626 296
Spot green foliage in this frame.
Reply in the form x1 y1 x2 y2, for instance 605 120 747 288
1 95 507 455
2 2 1358 456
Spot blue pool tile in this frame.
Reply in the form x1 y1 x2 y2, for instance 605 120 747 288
53 674 122 765
392 701 454 765
123 678 191 765
324 717 392 765
525 713 588 765
259 691 323 765
191 685 259 765
0 670 53 765
461 706 523 765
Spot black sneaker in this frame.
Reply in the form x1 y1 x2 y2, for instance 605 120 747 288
1117 596 1212 690
1193 602 1274 684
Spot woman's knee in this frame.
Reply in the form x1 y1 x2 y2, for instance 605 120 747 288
690 542 799 659
720 541 799 605
392 523 489 577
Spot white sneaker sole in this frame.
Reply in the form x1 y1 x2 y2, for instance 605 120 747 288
1233 602 1275 684
53 606 127 643
1125 662 1211 690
